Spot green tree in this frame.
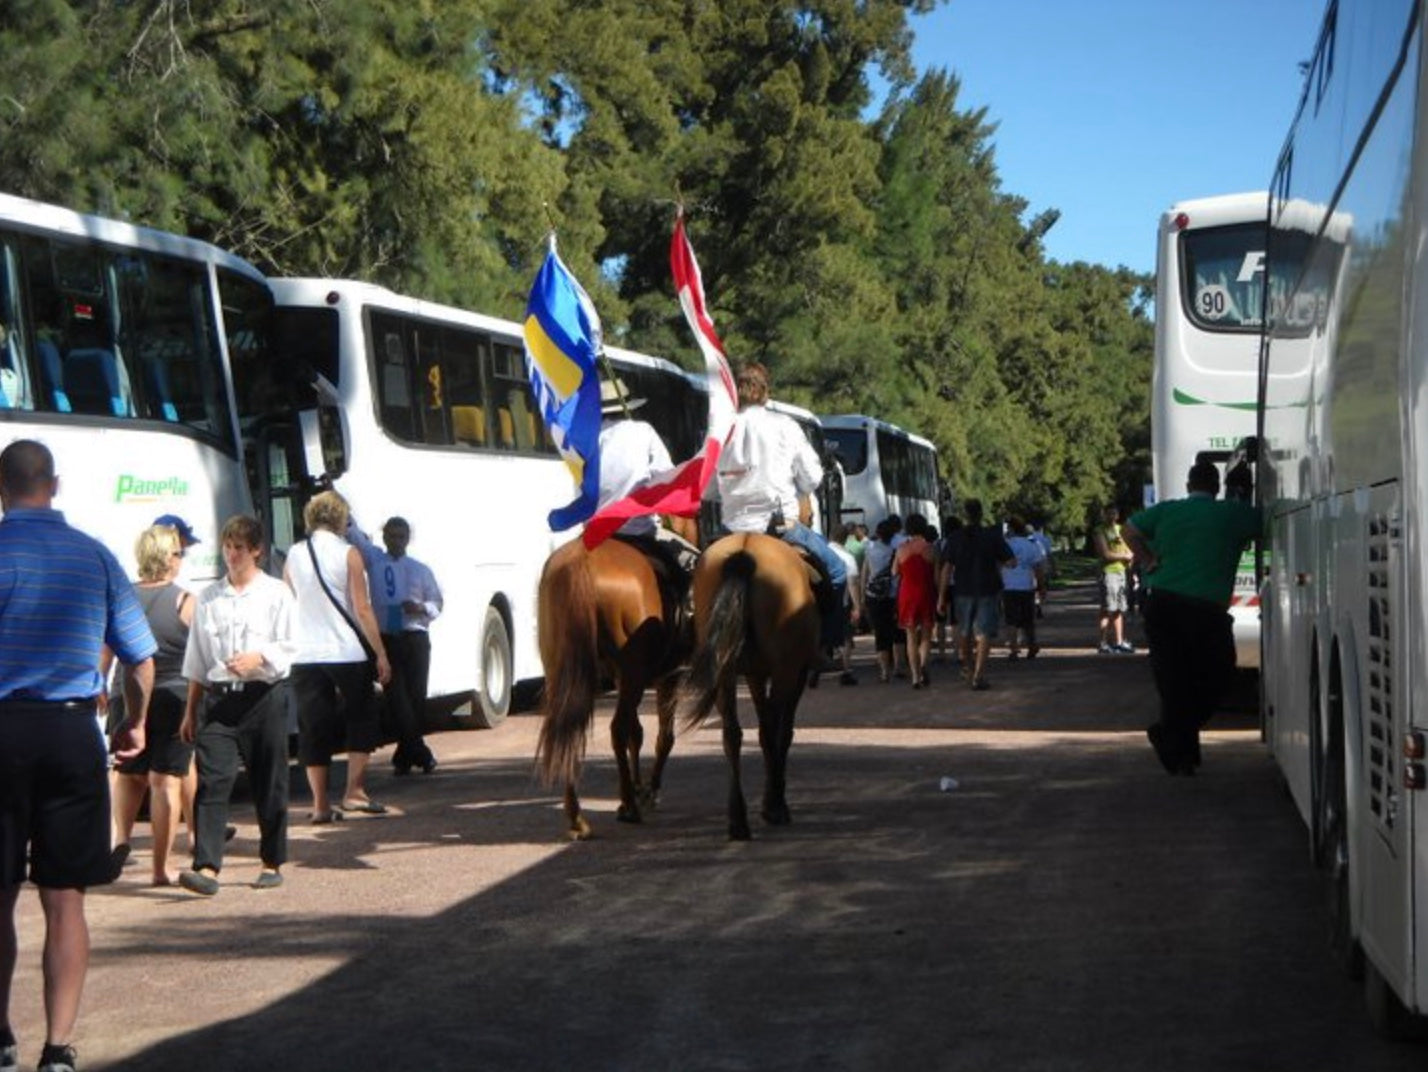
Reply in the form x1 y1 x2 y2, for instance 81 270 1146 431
0 0 566 310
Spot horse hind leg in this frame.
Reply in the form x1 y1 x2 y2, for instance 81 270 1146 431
610 686 645 824
759 675 805 827
644 676 679 812
721 678 751 840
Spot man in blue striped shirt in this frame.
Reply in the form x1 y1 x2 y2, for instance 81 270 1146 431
0 439 156 1072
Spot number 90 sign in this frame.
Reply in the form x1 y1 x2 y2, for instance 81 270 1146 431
1197 284 1231 320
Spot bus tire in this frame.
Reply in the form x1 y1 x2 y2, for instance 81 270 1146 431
1364 957 1425 1040
1321 655 1362 980
474 605 512 729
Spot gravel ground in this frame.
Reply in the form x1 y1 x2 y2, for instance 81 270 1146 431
6 585 1424 1070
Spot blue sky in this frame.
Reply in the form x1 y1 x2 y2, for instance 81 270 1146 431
900 0 1324 275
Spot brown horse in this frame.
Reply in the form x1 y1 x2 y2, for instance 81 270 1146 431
535 533 692 839
682 532 820 840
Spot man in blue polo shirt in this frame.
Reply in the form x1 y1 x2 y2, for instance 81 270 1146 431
0 439 156 1072
1125 460 1261 777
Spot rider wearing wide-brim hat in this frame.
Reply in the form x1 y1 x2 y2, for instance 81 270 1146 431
595 375 699 577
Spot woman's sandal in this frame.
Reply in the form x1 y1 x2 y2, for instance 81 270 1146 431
310 810 344 825
340 799 388 815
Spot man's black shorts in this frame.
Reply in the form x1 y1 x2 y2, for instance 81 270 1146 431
0 703 113 889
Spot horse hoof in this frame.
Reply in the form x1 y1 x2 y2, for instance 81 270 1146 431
616 805 643 824
762 805 791 826
567 817 594 841
729 825 752 841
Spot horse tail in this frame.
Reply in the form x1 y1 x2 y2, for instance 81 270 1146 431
535 545 600 788
682 550 756 732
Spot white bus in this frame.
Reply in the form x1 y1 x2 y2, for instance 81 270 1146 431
259 279 706 725
1257 0 1428 1034
0 191 270 584
821 413 939 528
1152 192 1270 669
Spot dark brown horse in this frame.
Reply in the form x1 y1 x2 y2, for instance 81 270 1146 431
535 533 692 839
682 532 820 840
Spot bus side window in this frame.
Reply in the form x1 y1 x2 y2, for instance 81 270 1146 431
374 319 417 443
415 329 451 446
491 341 534 453
441 325 489 448
0 247 30 410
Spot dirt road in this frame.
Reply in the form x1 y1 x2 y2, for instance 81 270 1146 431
8 586 1424 1070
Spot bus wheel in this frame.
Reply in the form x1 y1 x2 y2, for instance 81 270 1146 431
1365 957 1426 1040
1321 660 1362 979
475 606 512 729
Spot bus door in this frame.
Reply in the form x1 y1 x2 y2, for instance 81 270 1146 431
245 399 344 576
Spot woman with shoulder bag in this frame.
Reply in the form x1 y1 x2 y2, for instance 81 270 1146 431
861 519 900 683
284 490 392 823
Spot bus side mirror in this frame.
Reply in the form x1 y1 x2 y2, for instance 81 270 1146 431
298 404 348 482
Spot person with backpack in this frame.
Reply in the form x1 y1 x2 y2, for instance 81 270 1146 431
861 519 900 683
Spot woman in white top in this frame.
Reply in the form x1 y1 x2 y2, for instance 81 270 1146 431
284 490 391 823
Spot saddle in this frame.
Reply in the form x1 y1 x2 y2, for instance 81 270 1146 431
761 517 839 622
611 532 696 649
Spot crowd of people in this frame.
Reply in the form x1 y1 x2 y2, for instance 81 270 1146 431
0 438 450 1072
0 361 1260 1069
845 503 1051 693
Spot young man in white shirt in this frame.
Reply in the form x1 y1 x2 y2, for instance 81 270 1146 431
178 515 296 895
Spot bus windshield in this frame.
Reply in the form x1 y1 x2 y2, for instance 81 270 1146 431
3 231 241 452
824 426 868 475
1180 222 1267 332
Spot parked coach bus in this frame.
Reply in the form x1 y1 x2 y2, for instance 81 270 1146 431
1256 0 1428 1036
0 190 270 584
1152 191 1272 670
821 413 939 528
257 279 705 725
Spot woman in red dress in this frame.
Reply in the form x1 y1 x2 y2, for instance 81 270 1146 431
895 513 938 688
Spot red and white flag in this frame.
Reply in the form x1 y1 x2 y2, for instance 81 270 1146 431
580 209 737 548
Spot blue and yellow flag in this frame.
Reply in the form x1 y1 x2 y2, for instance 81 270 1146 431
522 237 604 532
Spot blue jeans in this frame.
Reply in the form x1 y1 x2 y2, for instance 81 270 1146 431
781 522 847 587
780 523 847 647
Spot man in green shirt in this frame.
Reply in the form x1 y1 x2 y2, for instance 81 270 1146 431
1124 461 1260 776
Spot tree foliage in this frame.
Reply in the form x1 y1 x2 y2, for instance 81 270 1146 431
0 0 1153 535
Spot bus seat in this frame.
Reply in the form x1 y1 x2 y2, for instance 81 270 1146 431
509 389 534 451
451 404 486 446
37 340 71 413
497 406 515 449
66 348 126 417
144 358 180 422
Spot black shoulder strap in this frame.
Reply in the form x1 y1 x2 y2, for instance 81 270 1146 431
306 539 377 662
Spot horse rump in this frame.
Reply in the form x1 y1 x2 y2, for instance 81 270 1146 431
681 549 756 731
535 541 601 787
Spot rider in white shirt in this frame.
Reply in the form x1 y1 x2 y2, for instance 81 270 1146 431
596 379 673 539
596 377 697 575
711 362 847 649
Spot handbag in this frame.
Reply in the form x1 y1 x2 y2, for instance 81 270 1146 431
865 563 893 602
306 539 380 682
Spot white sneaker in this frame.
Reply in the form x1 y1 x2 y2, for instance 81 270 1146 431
1115 642 1136 654
1 1032 17 1072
